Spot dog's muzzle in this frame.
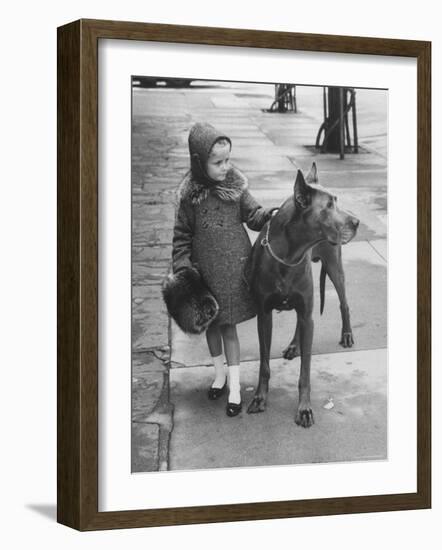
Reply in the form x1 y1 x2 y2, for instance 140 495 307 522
341 215 359 244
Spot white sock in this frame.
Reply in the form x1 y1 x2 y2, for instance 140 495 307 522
211 354 226 389
228 364 241 404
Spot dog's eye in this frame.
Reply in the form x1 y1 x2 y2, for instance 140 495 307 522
327 199 334 208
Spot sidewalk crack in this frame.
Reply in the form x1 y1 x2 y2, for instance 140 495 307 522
366 239 387 263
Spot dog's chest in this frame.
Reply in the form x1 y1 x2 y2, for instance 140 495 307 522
266 265 310 311
271 281 301 311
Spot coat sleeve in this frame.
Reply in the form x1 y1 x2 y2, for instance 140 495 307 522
240 189 276 231
172 200 194 273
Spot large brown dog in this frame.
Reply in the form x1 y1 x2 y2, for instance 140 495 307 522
245 163 359 427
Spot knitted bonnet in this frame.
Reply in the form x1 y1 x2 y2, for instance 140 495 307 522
188 122 232 184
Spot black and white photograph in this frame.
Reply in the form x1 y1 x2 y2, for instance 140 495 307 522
131 77 388 472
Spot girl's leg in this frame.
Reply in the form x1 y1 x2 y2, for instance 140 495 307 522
206 323 226 389
221 324 241 405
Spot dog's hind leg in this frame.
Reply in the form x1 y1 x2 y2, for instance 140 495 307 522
282 317 300 360
323 246 354 348
247 307 272 413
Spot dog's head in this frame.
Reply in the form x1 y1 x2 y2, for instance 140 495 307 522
293 163 359 245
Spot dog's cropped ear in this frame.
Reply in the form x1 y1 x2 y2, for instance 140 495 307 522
305 162 318 184
294 170 311 209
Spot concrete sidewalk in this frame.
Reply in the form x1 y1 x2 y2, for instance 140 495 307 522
169 349 387 471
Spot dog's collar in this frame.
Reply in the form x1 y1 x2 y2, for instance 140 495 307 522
260 218 308 267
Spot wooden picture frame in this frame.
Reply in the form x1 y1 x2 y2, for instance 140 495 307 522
57 18 431 531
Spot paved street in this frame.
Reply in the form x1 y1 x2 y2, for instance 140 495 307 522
131 80 388 472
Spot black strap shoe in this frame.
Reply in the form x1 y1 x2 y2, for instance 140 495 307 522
226 401 242 417
208 380 227 400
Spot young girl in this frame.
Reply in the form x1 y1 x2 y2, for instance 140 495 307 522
172 122 275 417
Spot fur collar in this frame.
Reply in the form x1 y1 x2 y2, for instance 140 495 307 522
178 165 248 205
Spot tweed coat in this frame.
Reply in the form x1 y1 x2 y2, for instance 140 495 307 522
172 166 273 325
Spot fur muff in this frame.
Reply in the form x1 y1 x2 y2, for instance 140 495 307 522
162 268 219 334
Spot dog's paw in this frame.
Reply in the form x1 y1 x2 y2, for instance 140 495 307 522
339 331 354 348
247 396 267 414
295 407 314 428
282 344 299 360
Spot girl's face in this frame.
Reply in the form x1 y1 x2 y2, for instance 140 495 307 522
206 142 231 182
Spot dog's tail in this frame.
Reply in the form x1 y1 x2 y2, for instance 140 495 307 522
320 264 326 315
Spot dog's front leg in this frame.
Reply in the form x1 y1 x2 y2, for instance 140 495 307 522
295 313 315 427
247 307 272 413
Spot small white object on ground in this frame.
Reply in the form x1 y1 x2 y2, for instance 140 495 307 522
323 398 334 410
